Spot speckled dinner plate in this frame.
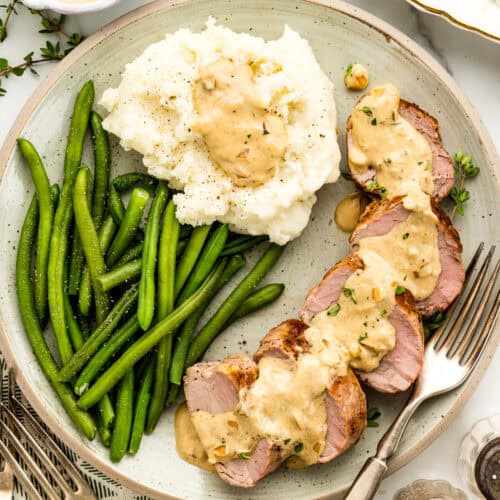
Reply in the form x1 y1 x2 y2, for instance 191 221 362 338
0 1 498 498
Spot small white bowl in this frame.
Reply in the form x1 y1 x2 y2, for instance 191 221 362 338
21 0 120 15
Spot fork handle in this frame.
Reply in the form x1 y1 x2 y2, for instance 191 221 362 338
345 395 422 500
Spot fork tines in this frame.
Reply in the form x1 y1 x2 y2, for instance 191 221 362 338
432 243 499 367
0 368 96 500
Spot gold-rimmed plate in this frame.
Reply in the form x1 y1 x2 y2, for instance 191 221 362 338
406 0 500 43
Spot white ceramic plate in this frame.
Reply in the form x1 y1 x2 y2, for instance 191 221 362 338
0 1 498 499
405 0 500 43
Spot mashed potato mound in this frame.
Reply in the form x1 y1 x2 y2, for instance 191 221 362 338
100 19 340 244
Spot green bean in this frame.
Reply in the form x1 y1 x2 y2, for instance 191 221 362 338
224 235 253 249
116 241 143 266
96 394 115 448
230 283 285 323
77 261 226 410
63 80 94 297
73 167 110 323
64 80 94 178
17 138 54 326
98 259 142 292
129 360 154 454
220 236 268 257
90 112 110 229
186 244 284 366
110 368 134 462
146 199 178 433
64 293 115 446
176 238 187 258
109 173 157 224
165 383 180 407
58 285 139 381
48 83 94 366
177 224 228 305
16 195 95 439
79 215 118 316
113 172 157 193
64 295 85 351
138 181 169 330
169 254 246 386
50 184 60 207
68 170 93 295
175 225 211 297
106 188 149 267
74 315 140 395
178 224 192 241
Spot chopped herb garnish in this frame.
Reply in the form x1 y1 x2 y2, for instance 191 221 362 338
402 232 410 240
424 162 431 171
361 106 373 116
345 63 353 78
395 285 406 295
358 332 368 342
284 438 291 445
380 309 387 317
342 287 357 304
238 453 251 460
449 152 480 218
371 117 377 126
294 442 304 453
328 303 341 316
423 311 446 339
367 407 381 428
366 181 388 197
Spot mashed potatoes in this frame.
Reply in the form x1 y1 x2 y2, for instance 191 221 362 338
100 19 340 244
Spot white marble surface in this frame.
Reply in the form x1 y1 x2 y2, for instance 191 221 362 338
0 1 498 498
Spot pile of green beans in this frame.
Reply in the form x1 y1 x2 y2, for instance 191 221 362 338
15 80 286 462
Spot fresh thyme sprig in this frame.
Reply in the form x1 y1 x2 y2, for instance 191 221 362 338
0 0 21 42
449 152 480 217
0 8 84 97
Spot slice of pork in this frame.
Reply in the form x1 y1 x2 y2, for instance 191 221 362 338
346 99 454 201
357 290 424 393
255 319 367 463
350 197 465 316
301 254 364 325
300 254 424 393
184 354 281 488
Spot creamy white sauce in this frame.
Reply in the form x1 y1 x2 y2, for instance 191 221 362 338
184 83 440 471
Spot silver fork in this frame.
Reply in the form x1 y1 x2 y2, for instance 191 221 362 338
0 366 96 500
345 243 500 500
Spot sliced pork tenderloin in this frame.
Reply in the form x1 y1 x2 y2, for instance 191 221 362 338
346 99 454 201
184 354 281 488
301 254 364 325
255 319 367 463
300 254 424 393
350 197 464 316
357 289 424 393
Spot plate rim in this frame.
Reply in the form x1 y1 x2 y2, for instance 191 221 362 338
0 0 498 498
405 0 500 43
